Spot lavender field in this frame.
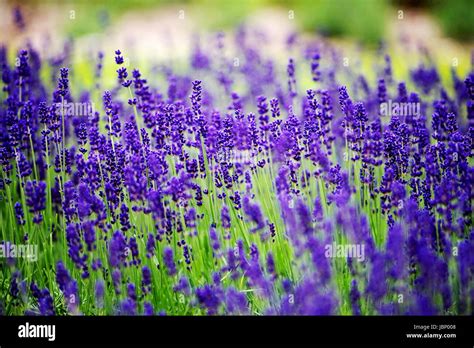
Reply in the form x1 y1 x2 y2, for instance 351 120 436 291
0 1 473 316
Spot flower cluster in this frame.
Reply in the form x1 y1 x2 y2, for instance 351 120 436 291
0 26 473 316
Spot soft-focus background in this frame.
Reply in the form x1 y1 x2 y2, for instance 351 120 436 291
1 0 473 54
0 0 473 100
2 0 474 42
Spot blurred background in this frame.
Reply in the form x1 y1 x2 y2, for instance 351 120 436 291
2 0 474 42
1 0 473 43
0 0 472 89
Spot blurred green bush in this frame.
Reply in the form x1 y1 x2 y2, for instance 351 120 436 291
282 0 389 44
432 0 474 41
393 0 474 41
52 0 472 43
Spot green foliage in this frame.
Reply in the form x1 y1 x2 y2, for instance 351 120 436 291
63 0 188 37
278 0 389 44
61 0 389 43
432 0 474 41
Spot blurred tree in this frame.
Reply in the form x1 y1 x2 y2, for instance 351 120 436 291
281 0 389 45
392 0 474 41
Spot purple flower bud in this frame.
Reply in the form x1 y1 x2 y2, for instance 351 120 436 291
25 180 46 223
95 280 104 308
243 196 264 233
163 247 177 276
14 202 24 225
142 266 152 294
55 261 79 313
196 285 221 315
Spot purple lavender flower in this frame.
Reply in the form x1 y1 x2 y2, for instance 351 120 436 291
17 151 32 178
174 276 191 296
146 233 155 258
53 67 69 102
144 302 154 315
279 278 336 315
221 204 231 229
411 64 440 94
311 53 321 82
350 280 361 315
128 237 140 265
95 280 104 308
115 50 124 64
25 180 46 223
225 287 248 314
55 261 79 313
62 181 77 222
366 252 387 302
287 58 297 99
119 203 132 231
242 196 265 233
38 289 55 316
118 298 136 315
115 50 132 87
82 221 96 252
141 265 152 294
66 222 88 277
14 202 25 225
108 231 127 268
112 269 122 295
13 6 26 30
163 247 177 276
191 43 210 70
196 285 221 315
209 225 220 252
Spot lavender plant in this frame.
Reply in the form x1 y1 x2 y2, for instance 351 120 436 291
0 26 473 316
